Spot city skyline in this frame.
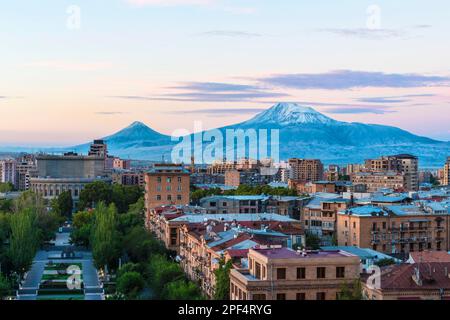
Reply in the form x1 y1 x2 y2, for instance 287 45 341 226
1 0 450 146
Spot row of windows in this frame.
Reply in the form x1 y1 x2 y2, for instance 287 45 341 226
156 185 183 191
275 266 345 280
156 194 183 201
251 292 327 300
156 177 183 183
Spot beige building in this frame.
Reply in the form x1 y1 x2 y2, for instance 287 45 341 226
365 154 419 191
230 247 360 300
444 157 450 186
288 158 324 182
144 164 190 210
352 171 405 192
337 205 450 254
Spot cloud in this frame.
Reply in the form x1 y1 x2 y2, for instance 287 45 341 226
95 112 130 115
196 30 262 38
113 82 288 103
166 107 266 115
319 28 404 40
126 0 214 6
260 70 450 90
324 107 396 115
318 25 432 40
356 94 436 104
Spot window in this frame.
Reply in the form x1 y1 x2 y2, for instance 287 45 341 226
316 292 326 300
210 202 217 207
177 195 182 201
166 185 171 191
255 262 262 279
296 293 306 300
316 267 326 279
156 195 161 201
276 293 286 300
336 267 345 278
167 195 172 201
177 177 182 183
297 267 306 279
277 268 286 280
253 294 266 300
382 222 387 229
353 222 356 228
157 177 161 183
167 177 172 183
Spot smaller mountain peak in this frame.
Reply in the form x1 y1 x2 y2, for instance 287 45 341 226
127 121 147 128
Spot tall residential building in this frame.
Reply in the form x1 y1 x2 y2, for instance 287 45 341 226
144 164 190 211
288 158 324 182
229 247 360 300
444 157 450 186
0 159 17 186
326 165 340 182
365 154 419 191
88 139 108 158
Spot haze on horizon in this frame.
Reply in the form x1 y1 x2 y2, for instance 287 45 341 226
1 0 450 146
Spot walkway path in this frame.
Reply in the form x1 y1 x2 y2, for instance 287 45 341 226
17 230 104 300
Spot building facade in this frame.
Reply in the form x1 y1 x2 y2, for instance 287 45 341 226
288 158 324 182
229 247 360 300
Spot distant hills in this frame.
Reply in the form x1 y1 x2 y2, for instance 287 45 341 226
1 103 449 167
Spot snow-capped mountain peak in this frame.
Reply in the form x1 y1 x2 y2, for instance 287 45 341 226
245 102 337 125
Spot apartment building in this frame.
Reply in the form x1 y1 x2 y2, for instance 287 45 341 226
144 164 190 210
365 154 419 191
200 195 270 214
288 158 324 182
0 159 17 186
352 172 406 192
179 220 303 298
337 204 450 255
229 247 360 300
444 157 450 186
302 196 349 238
111 170 145 187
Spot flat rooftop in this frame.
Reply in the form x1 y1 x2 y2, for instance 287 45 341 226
252 247 355 260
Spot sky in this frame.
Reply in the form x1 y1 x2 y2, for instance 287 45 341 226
1 0 450 146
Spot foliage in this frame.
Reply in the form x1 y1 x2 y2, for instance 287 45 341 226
375 258 396 267
122 226 165 263
305 233 321 250
70 210 94 247
91 202 121 270
0 182 14 193
0 199 13 213
51 191 73 218
337 279 363 300
147 254 185 296
8 208 38 276
77 181 142 213
162 279 203 300
116 271 145 299
223 184 298 197
214 258 233 300
0 273 11 299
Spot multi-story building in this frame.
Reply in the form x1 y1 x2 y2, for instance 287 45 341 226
179 219 304 298
88 139 108 158
337 204 450 255
365 154 419 191
16 160 36 191
351 172 406 192
288 158 324 182
302 196 349 238
111 170 145 187
29 153 111 203
0 159 17 186
444 157 450 186
326 165 340 182
229 247 360 300
113 158 131 170
144 164 190 210
200 195 270 214
362 260 450 300
206 160 237 174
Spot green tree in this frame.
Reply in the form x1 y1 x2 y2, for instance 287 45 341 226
52 191 73 218
0 273 11 299
91 203 121 270
70 210 94 247
162 279 202 300
214 258 233 300
116 271 145 299
0 182 14 193
8 208 38 276
78 181 112 211
305 233 321 250
122 226 165 263
337 279 363 300
148 254 185 296
375 258 396 267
